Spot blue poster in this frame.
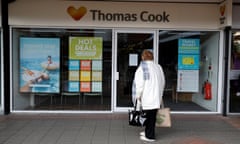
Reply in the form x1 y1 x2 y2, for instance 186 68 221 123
68 81 80 92
177 38 200 92
69 60 80 70
178 39 200 54
19 37 60 93
178 54 199 70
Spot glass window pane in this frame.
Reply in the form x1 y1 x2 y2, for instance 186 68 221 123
229 31 240 113
116 32 154 107
159 30 219 112
12 28 112 111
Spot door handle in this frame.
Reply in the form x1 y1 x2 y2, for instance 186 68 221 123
116 72 119 80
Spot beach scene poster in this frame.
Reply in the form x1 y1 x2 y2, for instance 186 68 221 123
19 37 60 93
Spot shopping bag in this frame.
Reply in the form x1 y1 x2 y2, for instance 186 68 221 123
156 100 171 127
129 100 146 126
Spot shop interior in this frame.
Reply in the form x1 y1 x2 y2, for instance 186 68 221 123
229 31 240 113
117 30 220 112
158 30 218 111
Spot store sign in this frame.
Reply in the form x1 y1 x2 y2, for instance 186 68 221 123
219 0 232 27
67 6 87 21
219 4 226 25
9 1 219 29
67 6 170 23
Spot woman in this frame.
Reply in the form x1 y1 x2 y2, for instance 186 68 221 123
132 49 165 142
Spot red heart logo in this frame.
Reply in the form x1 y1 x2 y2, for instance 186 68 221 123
67 6 87 21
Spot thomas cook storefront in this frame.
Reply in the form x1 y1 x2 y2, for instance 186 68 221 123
228 3 240 114
8 0 225 113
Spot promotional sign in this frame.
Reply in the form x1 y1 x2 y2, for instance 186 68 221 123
69 37 102 60
69 71 79 81
178 54 199 70
68 36 103 93
178 39 200 54
177 38 200 92
19 37 60 93
69 81 80 92
92 60 102 70
92 82 102 92
80 82 91 92
69 60 80 70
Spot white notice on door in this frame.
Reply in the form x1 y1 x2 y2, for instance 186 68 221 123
129 54 138 66
177 70 199 92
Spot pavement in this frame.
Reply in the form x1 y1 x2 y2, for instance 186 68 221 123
0 113 240 144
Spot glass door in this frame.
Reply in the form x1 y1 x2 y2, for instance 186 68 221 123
114 30 156 111
229 30 240 113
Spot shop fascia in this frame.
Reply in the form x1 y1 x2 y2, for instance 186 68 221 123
89 9 170 23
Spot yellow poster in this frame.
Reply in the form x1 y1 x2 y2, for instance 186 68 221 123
80 71 91 81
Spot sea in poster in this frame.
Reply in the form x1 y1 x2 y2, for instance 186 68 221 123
19 37 60 93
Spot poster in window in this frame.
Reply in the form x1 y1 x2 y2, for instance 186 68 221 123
92 71 102 81
19 37 60 93
92 60 102 70
178 54 199 70
177 38 200 92
68 81 80 92
69 37 103 60
92 82 102 92
178 39 200 54
69 60 80 70
80 60 91 70
69 71 79 81
80 71 91 81
80 82 91 92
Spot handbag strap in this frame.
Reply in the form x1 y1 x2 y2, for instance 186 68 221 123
134 99 137 110
134 99 143 111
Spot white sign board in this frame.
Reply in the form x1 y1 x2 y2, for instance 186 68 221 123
177 70 199 92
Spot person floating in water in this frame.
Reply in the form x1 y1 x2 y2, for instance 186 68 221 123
47 55 53 65
22 67 49 83
41 55 59 70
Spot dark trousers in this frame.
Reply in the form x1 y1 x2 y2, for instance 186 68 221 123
144 109 158 139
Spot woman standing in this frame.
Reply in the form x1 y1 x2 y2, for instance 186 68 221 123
132 49 165 142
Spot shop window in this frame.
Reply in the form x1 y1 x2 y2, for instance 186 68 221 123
12 28 112 111
229 31 240 113
159 30 220 112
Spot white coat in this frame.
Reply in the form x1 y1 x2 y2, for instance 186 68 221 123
132 60 165 110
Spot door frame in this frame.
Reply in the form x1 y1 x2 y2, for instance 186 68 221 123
112 29 158 112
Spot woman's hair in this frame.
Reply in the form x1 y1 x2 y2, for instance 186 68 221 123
142 49 153 60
